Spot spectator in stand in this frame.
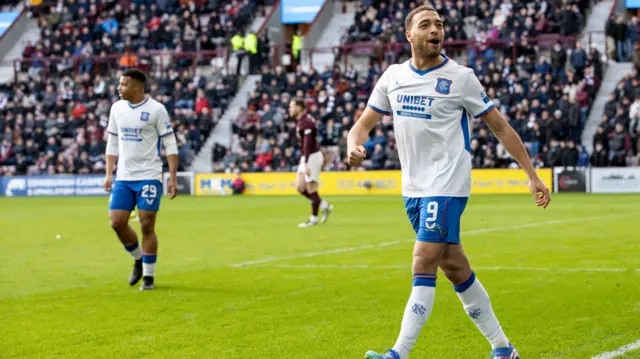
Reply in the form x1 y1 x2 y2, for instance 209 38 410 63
615 16 630 62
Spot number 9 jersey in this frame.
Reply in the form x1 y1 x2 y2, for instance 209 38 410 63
366 55 495 199
366 55 494 243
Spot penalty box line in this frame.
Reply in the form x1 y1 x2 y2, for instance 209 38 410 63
229 214 635 268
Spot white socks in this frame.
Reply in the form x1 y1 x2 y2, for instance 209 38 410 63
389 272 510 359
454 272 510 349
142 254 157 277
392 274 437 359
124 242 142 260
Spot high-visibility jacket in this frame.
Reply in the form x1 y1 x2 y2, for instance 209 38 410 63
292 34 301 59
244 34 258 54
231 35 244 51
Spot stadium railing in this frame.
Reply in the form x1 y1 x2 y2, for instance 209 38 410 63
270 34 582 71
5 48 231 83
8 32 607 82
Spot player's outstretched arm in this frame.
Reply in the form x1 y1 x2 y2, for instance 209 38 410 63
482 109 551 208
347 107 383 167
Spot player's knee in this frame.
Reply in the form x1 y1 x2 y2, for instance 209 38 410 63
306 183 318 194
296 185 306 194
439 256 471 284
411 252 439 273
110 217 127 232
139 217 155 236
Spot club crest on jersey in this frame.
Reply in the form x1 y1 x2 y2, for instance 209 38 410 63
435 78 452 95
140 112 150 122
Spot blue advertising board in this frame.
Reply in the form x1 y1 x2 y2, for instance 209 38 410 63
281 0 325 24
627 0 640 8
0 11 20 37
0 175 108 197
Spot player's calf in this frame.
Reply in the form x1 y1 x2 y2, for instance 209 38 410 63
109 210 143 285
368 242 444 359
440 246 513 352
139 212 158 290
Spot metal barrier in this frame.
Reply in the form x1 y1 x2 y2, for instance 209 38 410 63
7 31 615 82
6 48 230 83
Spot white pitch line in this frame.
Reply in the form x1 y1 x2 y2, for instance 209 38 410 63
591 339 640 359
257 264 639 273
229 214 634 268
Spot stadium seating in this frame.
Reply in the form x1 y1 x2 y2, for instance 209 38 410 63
0 0 263 176
219 1 599 173
0 0 603 176
591 71 640 167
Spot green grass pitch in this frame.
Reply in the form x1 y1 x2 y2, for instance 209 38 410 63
1 194 639 359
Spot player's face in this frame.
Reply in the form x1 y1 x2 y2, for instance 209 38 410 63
288 101 300 118
406 10 444 60
117 76 136 101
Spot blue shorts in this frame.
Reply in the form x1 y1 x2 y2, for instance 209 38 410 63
109 180 163 212
404 196 468 244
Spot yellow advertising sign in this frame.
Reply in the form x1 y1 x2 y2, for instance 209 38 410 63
471 168 552 194
195 169 552 196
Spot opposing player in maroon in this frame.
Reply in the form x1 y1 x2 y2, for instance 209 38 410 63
289 98 333 228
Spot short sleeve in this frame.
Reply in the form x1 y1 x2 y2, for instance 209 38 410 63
107 104 118 135
461 71 495 119
367 70 392 116
156 104 173 137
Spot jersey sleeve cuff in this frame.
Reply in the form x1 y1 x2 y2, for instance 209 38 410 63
367 103 392 116
108 131 118 136
473 104 496 119
160 131 173 137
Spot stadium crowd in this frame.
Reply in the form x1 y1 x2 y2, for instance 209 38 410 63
592 71 640 167
0 0 254 176
2 0 639 178
219 0 606 173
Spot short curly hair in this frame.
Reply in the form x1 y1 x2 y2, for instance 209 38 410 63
404 4 438 31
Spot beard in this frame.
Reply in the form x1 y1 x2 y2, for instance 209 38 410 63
412 40 441 60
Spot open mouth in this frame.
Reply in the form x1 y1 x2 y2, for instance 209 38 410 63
428 39 440 45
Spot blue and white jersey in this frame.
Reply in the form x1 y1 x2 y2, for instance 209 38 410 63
367 55 495 198
106 97 173 181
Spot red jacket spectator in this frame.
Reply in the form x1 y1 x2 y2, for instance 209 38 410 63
72 102 87 119
195 92 210 115
255 151 273 169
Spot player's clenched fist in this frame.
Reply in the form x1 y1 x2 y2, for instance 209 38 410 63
104 175 113 192
347 145 367 167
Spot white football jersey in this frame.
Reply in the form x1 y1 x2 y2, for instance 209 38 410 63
367 55 495 198
107 97 173 181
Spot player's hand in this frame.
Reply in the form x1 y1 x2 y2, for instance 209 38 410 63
529 176 550 209
104 176 113 192
168 177 178 199
347 145 367 167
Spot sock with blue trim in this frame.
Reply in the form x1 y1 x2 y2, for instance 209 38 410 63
124 242 142 260
391 273 437 359
142 254 157 277
454 271 509 349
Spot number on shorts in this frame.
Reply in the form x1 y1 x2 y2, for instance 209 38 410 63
141 184 157 199
425 201 438 228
